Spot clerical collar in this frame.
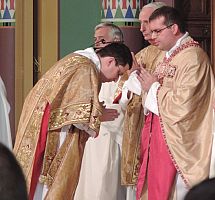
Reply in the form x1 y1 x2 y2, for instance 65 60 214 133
74 47 101 71
166 32 189 59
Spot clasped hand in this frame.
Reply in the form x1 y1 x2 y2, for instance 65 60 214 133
137 64 158 92
99 102 120 122
130 53 158 92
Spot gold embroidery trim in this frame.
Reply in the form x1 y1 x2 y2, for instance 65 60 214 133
39 131 74 187
49 103 92 129
154 40 200 80
40 131 60 183
16 100 48 175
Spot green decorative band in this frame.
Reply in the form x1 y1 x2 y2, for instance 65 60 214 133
0 22 15 26
100 20 140 27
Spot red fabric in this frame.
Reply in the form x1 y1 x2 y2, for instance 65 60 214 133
29 103 50 200
137 113 176 200
113 92 122 104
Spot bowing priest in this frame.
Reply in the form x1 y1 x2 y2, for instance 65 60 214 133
13 42 132 200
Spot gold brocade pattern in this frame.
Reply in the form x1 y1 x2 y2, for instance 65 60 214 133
39 131 60 185
13 53 103 191
121 94 144 185
136 45 165 73
15 99 48 186
121 45 165 185
49 103 92 130
154 63 177 79
154 40 199 80
40 131 74 187
157 37 214 187
45 129 89 200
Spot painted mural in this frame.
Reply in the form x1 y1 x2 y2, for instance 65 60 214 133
0 0 15 25
101 0 144 22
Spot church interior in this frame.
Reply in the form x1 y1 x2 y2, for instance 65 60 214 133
0 0 213 142
0 0 215 200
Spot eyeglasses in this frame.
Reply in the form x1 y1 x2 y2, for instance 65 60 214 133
151 24 174 37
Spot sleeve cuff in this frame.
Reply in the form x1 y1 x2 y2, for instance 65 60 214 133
144 82 160 116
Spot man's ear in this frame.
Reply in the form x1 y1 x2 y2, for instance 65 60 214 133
107 57 116 66
172 24 179 35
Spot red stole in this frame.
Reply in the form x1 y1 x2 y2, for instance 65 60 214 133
29 103 50 200
137 112 176 200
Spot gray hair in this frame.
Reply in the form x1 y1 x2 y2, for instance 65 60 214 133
94 22 123 42
141 2 167 11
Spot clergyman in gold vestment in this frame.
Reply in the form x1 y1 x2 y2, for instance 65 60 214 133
13 43 132 200
137 6 215 200
121 2 166 189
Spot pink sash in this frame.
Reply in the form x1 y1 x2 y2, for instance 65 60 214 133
137 112 176 200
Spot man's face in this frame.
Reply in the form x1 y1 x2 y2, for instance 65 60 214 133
100 57 129 83
94 27 113 49
139 7 156 45
149 16 175 51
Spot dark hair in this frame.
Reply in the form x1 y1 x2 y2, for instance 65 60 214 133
184 178 215 200
149 6 186 33
96 42 133 69
0 143 28 200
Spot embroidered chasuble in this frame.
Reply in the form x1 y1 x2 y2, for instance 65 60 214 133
137 36 215 200
13 53 103 200
121 45 165 185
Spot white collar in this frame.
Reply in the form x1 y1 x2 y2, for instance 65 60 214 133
74 47 101 71
166 32 189 58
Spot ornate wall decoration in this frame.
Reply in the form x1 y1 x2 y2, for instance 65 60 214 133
101 0 143 23
0 0 15 26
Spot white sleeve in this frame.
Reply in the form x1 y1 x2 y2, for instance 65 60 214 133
0 77 12 149
119 87 133 111
74 124 97 137
122 70 142 96
119 70 142 110
144 82 160 116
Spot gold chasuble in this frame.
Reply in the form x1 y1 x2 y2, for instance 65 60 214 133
121 45 165 185
14 53 103 199
155 36 214 187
